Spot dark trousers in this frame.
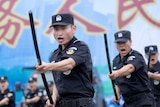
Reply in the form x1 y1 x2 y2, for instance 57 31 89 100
123 92 155 107
155 95 160 107
55 98 95 107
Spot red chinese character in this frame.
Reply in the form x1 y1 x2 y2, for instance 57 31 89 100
45 0 106 35
0 0 39 47
118 0 160 29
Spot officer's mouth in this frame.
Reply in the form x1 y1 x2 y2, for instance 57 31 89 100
120 49 126 52
57 37 63 40
151 58 155 62
57 37 64 42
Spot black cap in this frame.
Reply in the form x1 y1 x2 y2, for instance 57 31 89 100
28 77 37 83
50 13 74 27
145 45 158 55
114 30 131 43
47 81 54 86
0 76 8 82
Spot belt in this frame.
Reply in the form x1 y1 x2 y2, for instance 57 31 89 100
58 98 93 107
123 92 152 104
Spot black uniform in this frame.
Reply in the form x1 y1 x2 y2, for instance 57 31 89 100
25 88 44 107
0 88 15 107
149 61 160 107
113 49 155 107
50 36 95 107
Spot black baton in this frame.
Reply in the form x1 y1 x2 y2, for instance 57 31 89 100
28 10 54 104
104 33 119 105
147 48 152 71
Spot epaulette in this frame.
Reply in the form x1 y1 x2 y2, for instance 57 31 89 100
52 49 58 53
9 89 12 92
129 49 134 55
73 40 80 44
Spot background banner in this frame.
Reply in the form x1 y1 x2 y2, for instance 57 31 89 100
0 0 160 106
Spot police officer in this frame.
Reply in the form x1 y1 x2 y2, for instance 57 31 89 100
0 76 15 107
108 30 155 107
36 13 95 107
145 45 160 107
47 81 54 96
24 77 45 107
43 81 54 107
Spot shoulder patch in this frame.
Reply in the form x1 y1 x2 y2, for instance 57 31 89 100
66 47 77 55
127 56 135 61
38 92 42 96
7 92 13 97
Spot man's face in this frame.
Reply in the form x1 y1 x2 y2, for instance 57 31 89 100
0 81 8 91
53 24 76 49
116 40 132 58
146 53 159 65
29 82 37 91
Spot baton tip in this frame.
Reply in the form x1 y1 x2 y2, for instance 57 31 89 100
29 10 32 14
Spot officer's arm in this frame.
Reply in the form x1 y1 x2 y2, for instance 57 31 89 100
46 84 58 106
49 58 76 71
114 64 135 77
0 97 9 106
37 58 76 72
148 72 160 80
114 85 121 102
52 84 58 102
25 96 40 104
115 85 121 98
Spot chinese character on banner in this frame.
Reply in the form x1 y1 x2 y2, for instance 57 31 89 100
45 0 106 35
0 0 39 47
117 0 160 29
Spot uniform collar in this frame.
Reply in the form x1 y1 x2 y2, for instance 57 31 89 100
151 61 160 69
118 49 133 60
58 36 77 51
0 88 9 94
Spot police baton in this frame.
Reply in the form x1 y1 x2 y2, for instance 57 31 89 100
28 10 54 104
147 48 152 71
103 33 119 105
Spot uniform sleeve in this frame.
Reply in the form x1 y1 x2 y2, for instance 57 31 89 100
62 42 90 66
125 53 144 71
7 91 15 102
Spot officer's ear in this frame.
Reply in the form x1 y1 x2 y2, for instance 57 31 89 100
128 40 132 47
72 25 77 33
145 54 148 59
129 40 132 44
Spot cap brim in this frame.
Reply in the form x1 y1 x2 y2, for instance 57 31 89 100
49 22 70 28
0 80 7 82
146 51 157 55
28 81 35 83
114 38 128 43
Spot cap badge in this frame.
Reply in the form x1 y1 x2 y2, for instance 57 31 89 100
118 33 123 38
56 15 62 21
29 78 33 81
149 47 154 51
1 77 4 80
